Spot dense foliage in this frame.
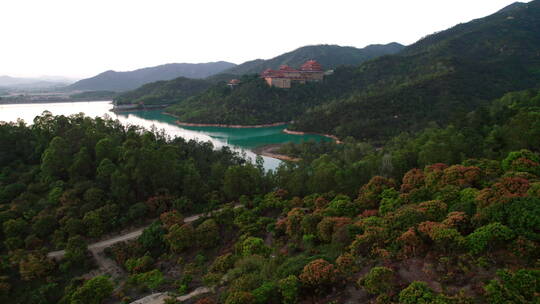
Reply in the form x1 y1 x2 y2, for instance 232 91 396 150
114 77 215 106
2 3 540 304
166 1 540 143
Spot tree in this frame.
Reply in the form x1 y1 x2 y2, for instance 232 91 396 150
299 259 338 292
484 269 540 304
64 235 88 267
241 237 269 257
466 222 514 254
398 281 437 304
139 221 166 253
69 147 93 181
32 215 57 238
358 266 396 295
225 291 255 304
159 210 184 228
19 253 54 281
165 223 193 253
223 164 261 199
70 275 113 304
95 137 117 163
196 219 220 248
279 275 299 304
41 136 71 181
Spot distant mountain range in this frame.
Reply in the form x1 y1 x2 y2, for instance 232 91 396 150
0 75 74 89
222 43 405 75
67 61 237 92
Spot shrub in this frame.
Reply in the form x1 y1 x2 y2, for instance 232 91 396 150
398 281 436 304
225 291 255 304
502 149 540 175
209 253 235 274
128 269 165 290
165 223 193 253
196 219 220 248
279 275 299 304
466 223 514 255
252 281 278 304
484 269 540 304
241 237 270 257
159 210 183 228
358 266 395 295
70 276 114 304
125 255 154 274
299 259 338 292
356 176 396 210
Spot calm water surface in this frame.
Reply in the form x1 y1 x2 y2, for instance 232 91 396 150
0 101 329 170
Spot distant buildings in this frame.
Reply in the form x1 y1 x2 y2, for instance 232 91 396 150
260 60 325 88
227 79 240 89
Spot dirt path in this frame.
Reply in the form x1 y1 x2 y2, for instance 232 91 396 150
128 286 211 304
47 205 243 278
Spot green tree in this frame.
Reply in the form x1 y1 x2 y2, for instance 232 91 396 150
358 266 395 295
64 235 88 267
279 275 299 304
41 136 71 181
165 223 193 253
69 147 93 180
484 269 540 304
196 219 220 248
70 275 113 304
398 281 436 304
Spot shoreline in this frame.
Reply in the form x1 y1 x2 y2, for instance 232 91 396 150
0 99 111 105
252 144 301 162
174 119 290 129
283 128 343 144
110 104 171 113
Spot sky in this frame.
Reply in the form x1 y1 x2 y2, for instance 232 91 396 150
0 0 531 78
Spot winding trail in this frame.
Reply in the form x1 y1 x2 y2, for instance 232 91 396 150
128 287 211 304
48 206 241 260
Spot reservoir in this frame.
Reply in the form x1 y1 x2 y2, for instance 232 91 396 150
0 101 329 170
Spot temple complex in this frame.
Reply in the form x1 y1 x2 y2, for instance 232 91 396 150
261 60 325 88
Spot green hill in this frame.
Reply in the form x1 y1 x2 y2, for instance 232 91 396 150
223 43 405 75
113 77 214 106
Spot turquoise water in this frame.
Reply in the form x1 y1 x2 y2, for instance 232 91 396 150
0 101 329 170
125 110 326 149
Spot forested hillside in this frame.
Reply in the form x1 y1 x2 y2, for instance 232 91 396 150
114 77 215 106
1 88 540 303
115 43 403 107
167 1 540 142
2 2 540 304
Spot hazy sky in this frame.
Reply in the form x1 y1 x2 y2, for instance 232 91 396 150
0 0 530 78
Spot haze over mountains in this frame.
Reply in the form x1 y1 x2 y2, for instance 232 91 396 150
66 61 236 92
65 42 404 94
0 75 75 89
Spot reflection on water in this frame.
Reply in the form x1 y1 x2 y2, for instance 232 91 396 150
0 101 329 170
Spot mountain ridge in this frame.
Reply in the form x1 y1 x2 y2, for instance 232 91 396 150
67 61 236 92
222 43 405 75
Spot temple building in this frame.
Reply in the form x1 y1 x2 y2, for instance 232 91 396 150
261 60 325 88
227 79 240 89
